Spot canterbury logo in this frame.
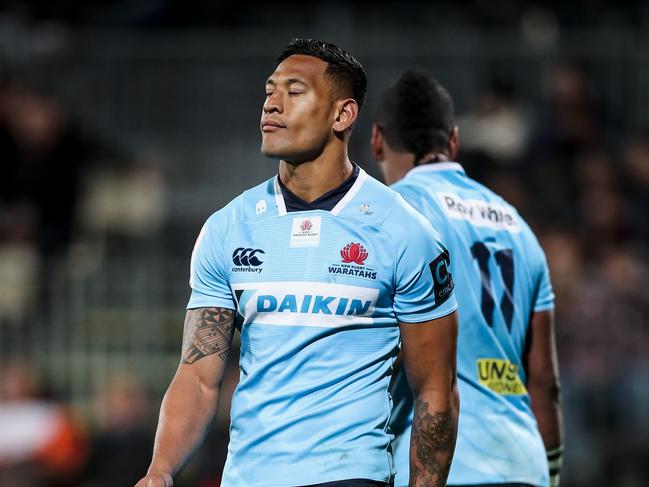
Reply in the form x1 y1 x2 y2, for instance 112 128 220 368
232 248 265 267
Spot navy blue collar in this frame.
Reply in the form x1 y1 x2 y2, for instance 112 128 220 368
278 164 360 212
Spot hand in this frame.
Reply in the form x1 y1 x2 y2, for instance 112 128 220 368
134 472 173 487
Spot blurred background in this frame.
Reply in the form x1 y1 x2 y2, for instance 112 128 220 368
1 1 648 486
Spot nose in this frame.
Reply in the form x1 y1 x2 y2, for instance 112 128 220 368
263 90 283 114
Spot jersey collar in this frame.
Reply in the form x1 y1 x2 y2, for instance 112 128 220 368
273 164 368 216
405 161 465 178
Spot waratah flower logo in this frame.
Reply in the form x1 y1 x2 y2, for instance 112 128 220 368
340 242 368 265
300 219 313 232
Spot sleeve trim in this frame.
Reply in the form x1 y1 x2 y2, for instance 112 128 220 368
533 303 555 313
396 302 458 324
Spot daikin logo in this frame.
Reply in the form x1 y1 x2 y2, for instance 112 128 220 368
233 282 379 328
257 294 372 316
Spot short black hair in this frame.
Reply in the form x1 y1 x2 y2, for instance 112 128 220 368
277 38 367 110
375 68 455 160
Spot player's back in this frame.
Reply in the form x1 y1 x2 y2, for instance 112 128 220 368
390 162 554 487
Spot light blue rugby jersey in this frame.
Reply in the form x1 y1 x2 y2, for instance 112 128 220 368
390 162 554 487
188 167 457 487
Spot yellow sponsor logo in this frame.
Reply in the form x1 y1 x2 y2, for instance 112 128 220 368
477 358 527 395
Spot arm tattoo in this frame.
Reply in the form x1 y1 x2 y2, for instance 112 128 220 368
409 398 457 487
181 307 234 364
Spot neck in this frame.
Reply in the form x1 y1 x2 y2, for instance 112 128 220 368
416 152 450 165
279 144 354 203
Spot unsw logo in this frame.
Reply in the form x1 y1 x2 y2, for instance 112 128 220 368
477 358 527 395
329 242 377 279
232 247 265 273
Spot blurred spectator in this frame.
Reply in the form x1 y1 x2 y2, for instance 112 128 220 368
0 359 87 487
573 149 629 245
0 79 167 327
560 244 649 380
0 81 90 260
79 162 167 241
459 79 530 166
0 80 104 328
538 228 585 309
524 63 607 225
81 374 152 487
622 131 649 242
533 63 604 159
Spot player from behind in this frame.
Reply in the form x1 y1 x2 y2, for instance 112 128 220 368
136 41 460 487
372 69 563 487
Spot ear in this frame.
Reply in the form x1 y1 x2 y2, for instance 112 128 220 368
332 99 359 133
448 126 460 160
371 124 384 162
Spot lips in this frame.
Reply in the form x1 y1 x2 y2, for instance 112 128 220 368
261 119 286 132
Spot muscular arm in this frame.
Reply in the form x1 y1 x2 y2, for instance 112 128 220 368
525 310 563 463
399 311 459 487
136 307 235 486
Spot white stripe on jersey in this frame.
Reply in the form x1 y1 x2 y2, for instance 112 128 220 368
274 177 288 216
330 168 368 215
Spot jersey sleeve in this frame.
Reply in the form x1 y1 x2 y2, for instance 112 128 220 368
392 201 458 323
187 212 236 310
533 249 555 312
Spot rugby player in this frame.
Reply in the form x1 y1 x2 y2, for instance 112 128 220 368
136 41 459 487
371 69 563 487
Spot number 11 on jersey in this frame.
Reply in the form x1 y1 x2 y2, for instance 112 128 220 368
471 241 515 331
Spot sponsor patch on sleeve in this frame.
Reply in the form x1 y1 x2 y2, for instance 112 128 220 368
429 250 454 306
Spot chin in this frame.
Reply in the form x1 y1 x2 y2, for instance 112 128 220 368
261 143 301 162
260 139 282 159
261 150 281 160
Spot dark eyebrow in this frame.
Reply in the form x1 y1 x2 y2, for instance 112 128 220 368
286 78 308 86
265 78 309 87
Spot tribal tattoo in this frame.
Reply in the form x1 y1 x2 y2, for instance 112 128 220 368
181 307 234 364
409 398 457 487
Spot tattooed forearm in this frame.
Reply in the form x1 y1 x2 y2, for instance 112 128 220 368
409 398 458 487
181 307 234 364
